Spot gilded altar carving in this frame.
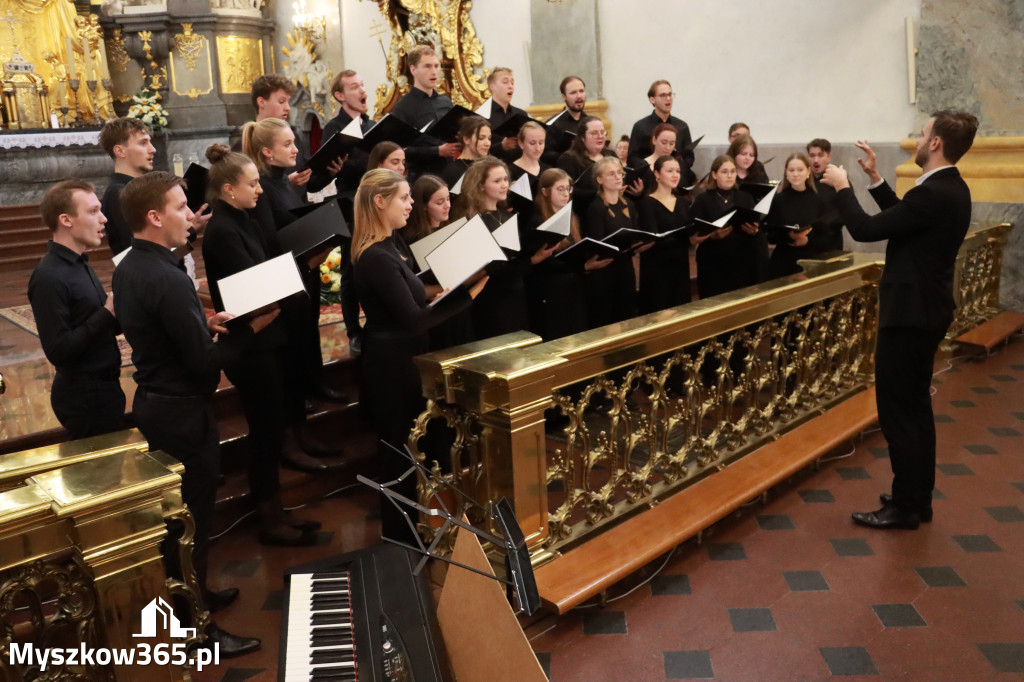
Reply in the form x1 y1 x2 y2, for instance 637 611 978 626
109 28 131 73
372 0 489 118
173 24 203 72
170 24 213 99
216 35 263 94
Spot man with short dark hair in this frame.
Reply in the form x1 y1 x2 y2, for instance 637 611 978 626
98 117 157 256
807 138 845 251
246 74 317 192
549 75 587 134
822 109 979 530
314 69 373 193
728 122 750 142
114 171 274 656
392 45 462 180
627 79 695 183
484 66 528 162
28 180 124 439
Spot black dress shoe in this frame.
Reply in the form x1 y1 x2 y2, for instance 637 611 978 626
852 503 921 530
879 493 933 522
304 399 317 415
202 587 239 613
258 527 318 547
283 513 322 532
204 623 261 658
312 384 349 403
282 452 328 473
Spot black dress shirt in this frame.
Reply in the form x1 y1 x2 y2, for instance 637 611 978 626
812 172 846 252
626 111 695 182
113 238 250 396
256 166 301 231
27 241 120 378
392 87 454 179
543 108 583 166
488 100 528 162
311 110 374 193
765 186 829 278
101 173 134 256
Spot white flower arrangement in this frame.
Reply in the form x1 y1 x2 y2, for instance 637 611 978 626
318 246 343 304
127 90 170 131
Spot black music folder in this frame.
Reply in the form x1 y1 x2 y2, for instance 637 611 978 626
303 131 362 174
359 114 420 152
685 133 705 152
425 215 507 307
622 165 643 187
738 182 774 202
183 163 208 212
601 227 656 253
555 237 620 267
422 105 476 142
278 199 351 260
219 253 307 329
491 111 535 139
523 202 573 251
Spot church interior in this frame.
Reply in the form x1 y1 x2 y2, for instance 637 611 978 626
1 0 1023 680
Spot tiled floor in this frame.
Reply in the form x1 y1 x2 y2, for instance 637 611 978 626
183 336 1024 681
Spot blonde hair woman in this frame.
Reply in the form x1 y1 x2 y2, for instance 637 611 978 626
352 169 487 544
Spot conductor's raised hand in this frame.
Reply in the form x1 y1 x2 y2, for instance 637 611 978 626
820 164 850 191
854 140 883 185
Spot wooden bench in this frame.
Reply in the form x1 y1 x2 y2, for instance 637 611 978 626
955 311 1024 353
534 387 879 614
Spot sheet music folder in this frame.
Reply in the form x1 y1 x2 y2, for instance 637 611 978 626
217 252 306 325
277 199 350 260
303 131 363 174
424 215 506 307
555 237 620 266
183 163 208 212
359 114 420 151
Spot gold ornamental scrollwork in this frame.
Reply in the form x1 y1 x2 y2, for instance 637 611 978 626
173 23 204 72
216 35 264 94
109 28 131 73
373 0 489 118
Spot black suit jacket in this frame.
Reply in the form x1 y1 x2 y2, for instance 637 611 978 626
833 167 972 332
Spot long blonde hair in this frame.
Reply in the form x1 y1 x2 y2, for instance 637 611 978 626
459 156 508 219
352 169 407 263
241 118 290 175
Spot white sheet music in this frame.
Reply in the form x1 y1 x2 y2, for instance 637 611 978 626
754 186 777 214
450 172 465 195
340 116 363 138
475 97 493 118
492 214 520 251
714 210 736 227
112 246 131 267
509 173 532 201
217 252 305 317
425 215 506 292
536 202 572 236
409 216 468 271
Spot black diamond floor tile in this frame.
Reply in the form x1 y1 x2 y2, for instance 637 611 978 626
915 565 967 588
830 538 874 557
977 643 1024 673
869 446 889 459
937 462 974 476
664 650 714 679
953 534 1002 553
990 426 1023 437
1012 364 1024 371
582 610 628 635
950 399 977 408
312 531 335 546
1013 482 1024 495
990 374 1017 382
933 488 947 500
1013 411 1024 421
837 467 871 480
221 669 266 682
536 652 551 678
820 646 878 676
261 589 284 611
783 570 830 592
934 413 955 423
985 506 1024 523
755 514 795 530
799 489 835 504
971 386 998 395
1017 600 1024 613
651 574 692 596
707 542 746 561
872 603 927 627
964 443 999 455
728 607 777 632
221 558 262 578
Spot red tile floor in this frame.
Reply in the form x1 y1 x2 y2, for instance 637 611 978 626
189 335 1024 682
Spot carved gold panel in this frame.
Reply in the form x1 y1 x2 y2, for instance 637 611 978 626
171 25 214 99
215 35 264 94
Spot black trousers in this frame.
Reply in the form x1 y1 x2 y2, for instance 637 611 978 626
51 373 125 439
133 388 219 588
339 242 362 340
874 326 945 509
224 347 299 504
282 275 325 396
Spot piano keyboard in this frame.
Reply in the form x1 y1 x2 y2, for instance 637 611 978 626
283 572 358 681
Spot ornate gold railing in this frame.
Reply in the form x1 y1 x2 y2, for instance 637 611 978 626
0 437 202 682
949 222 1013 338
411 222 1014 567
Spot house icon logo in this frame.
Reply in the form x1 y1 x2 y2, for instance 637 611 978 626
132 597 197 639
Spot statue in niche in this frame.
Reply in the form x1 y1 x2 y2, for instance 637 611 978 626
404 12 442 59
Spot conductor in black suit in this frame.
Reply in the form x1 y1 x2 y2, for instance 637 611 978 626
822 109 979 530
